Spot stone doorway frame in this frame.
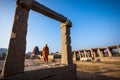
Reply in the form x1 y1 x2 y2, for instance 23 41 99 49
1 0 73 77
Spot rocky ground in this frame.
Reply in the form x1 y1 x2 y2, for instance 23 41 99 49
75 60 120 80
0 58 120 80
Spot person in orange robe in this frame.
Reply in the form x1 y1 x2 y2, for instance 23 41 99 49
42 44 49 62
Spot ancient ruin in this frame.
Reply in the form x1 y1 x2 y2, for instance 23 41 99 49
0 0 77 80
73 45 120 61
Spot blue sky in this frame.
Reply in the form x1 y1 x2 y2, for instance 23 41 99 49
0 0 120 53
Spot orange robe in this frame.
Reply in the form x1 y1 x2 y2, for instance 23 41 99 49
42 46 49 59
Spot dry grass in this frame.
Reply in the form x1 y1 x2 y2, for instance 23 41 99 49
75 61 120 80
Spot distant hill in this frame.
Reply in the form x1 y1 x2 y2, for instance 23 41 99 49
0 48 7 54
0 48 7 60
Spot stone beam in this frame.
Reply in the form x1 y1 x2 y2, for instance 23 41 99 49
31 1 67 23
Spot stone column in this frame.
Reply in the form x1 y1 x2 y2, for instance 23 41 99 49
90 49 96 59
106 47 112 57
79 51 81 60
117 45 120 54
98 48 103 58
61 20 73 65
90 49 94 58
73 51 77 61
81 51 84 57
101 50 104 57
87 51 90 58
1 0 33 77
84 50 87 58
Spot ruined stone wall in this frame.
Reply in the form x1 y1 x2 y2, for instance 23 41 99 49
0 64 78 80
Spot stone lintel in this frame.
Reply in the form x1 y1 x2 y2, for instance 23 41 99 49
31 1 67 23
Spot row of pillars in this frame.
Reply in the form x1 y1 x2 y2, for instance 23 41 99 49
73 45 120 61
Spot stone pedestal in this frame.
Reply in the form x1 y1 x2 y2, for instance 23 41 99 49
1 0 31 77
61 20 73 65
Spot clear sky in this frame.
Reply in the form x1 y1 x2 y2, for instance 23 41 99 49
0 0 120 53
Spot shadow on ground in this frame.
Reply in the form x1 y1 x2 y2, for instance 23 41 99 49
77 71 120 80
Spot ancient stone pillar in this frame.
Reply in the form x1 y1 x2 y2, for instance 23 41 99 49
79 51 82 59
90 49 96 59
87 51 90 57
1 0 33 77
73 51 77 61
81 51 84 57
117 45 120 54
90 49 94 58
106 47 112 57
84 50 87 58
98 48 103 58
101 49 104 57
61 20 73 65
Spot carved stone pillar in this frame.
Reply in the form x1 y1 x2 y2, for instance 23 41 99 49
73 51 77 61
1 0 33 77
61 20 73 65
90 49 96 59
101 50 104 57
106 47 112 57
98 48 103 58
79 51 81 60
84 50 87 58
90 49 94 58
87 51 90 57
81 51 84 57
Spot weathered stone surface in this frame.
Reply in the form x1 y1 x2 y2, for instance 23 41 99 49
1 1 30 77
61 20 73 65
0 64 78 80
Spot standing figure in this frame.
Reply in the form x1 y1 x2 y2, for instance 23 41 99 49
42 44 49 62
